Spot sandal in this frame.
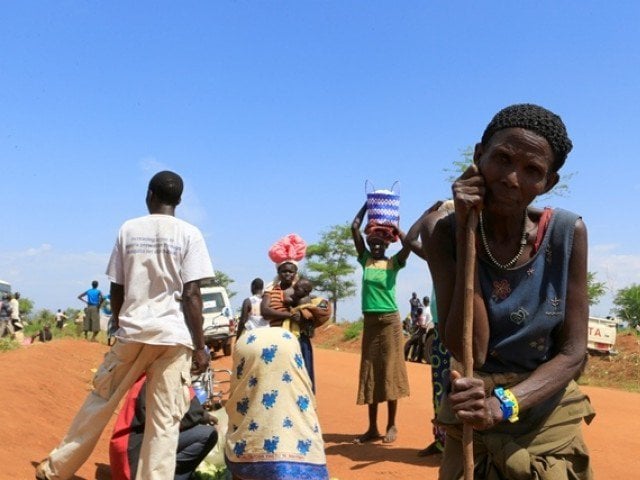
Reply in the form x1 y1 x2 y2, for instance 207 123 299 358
383 426 398 443
35 461 51 480
353 431 382 444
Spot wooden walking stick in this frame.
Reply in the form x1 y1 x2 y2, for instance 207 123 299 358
462 209 478 480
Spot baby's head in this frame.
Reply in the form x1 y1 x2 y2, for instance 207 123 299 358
293 278 313 299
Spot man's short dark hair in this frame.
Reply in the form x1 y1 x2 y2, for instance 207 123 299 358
481 103 572 172
91 280 98 288
251 278 264 293
148 171 184 206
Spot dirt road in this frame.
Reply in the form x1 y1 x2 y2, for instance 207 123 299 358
1 340 638 479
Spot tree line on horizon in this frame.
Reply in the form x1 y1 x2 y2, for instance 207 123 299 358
13 153 640 329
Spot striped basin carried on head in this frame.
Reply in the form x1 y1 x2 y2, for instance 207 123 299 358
366 190 400 227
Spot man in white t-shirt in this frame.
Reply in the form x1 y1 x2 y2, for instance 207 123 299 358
10 292 24 342
236 277 267 338
417 296 433 330
37 171 214 480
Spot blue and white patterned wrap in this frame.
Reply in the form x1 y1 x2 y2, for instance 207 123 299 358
225 327 328 480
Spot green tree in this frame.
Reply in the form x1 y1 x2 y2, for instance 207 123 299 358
305 224 358 322
613 284 640 328
443 146 474 183
201 270 236 298
443 146 575 200
587 272 607 306
34 308 55 325
18 297 34 322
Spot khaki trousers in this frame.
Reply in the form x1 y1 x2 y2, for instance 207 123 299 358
0 318 15 337
438 379 594 480
40 340 191 480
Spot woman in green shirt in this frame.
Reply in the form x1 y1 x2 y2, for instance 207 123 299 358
351 202 412 444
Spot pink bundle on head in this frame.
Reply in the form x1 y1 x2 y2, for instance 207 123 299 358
268 233 307 267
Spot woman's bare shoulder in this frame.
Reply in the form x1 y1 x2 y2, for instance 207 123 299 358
427 211 455 241
423 211 456 263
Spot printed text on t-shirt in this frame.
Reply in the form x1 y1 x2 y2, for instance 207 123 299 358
126 236 183 255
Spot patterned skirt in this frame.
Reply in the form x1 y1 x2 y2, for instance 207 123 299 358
225 327 328 480
357 311 410 405
430 328 450 447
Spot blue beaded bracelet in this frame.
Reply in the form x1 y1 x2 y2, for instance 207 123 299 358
493 387 519 423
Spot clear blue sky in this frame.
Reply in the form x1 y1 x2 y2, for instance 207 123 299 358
2 1 639 320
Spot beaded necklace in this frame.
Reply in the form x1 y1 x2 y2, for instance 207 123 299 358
479 211 528 270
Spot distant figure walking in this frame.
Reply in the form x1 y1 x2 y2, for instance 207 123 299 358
55 309 68 329
77 280 103 341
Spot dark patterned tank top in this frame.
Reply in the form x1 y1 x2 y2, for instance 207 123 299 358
478 208 580 374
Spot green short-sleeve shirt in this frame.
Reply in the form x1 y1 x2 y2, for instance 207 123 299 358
358 250 405 313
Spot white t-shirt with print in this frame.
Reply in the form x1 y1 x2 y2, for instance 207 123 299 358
106 214 214 348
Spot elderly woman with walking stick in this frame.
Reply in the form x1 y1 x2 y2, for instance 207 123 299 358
423 104 595 479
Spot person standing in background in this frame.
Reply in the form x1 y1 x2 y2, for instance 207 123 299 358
0 293 14 338
409 292 421 324
261 234 315 389
78 280 103 341
351 202 411 444
419 290 449 456
236 278 266 339
55 309 68 330
10 292 24 342
405 200 454 456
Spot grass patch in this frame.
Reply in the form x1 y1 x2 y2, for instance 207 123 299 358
579 351 640 393
0 337 20 352
578 331 640 393
194 462 229 479
1 318 110 352
343 319 364 341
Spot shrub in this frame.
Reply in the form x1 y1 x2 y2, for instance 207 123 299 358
343 318 364 341
194 462 229 480
0 337 20 352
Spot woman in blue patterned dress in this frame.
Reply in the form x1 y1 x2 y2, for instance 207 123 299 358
225 326 329 480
